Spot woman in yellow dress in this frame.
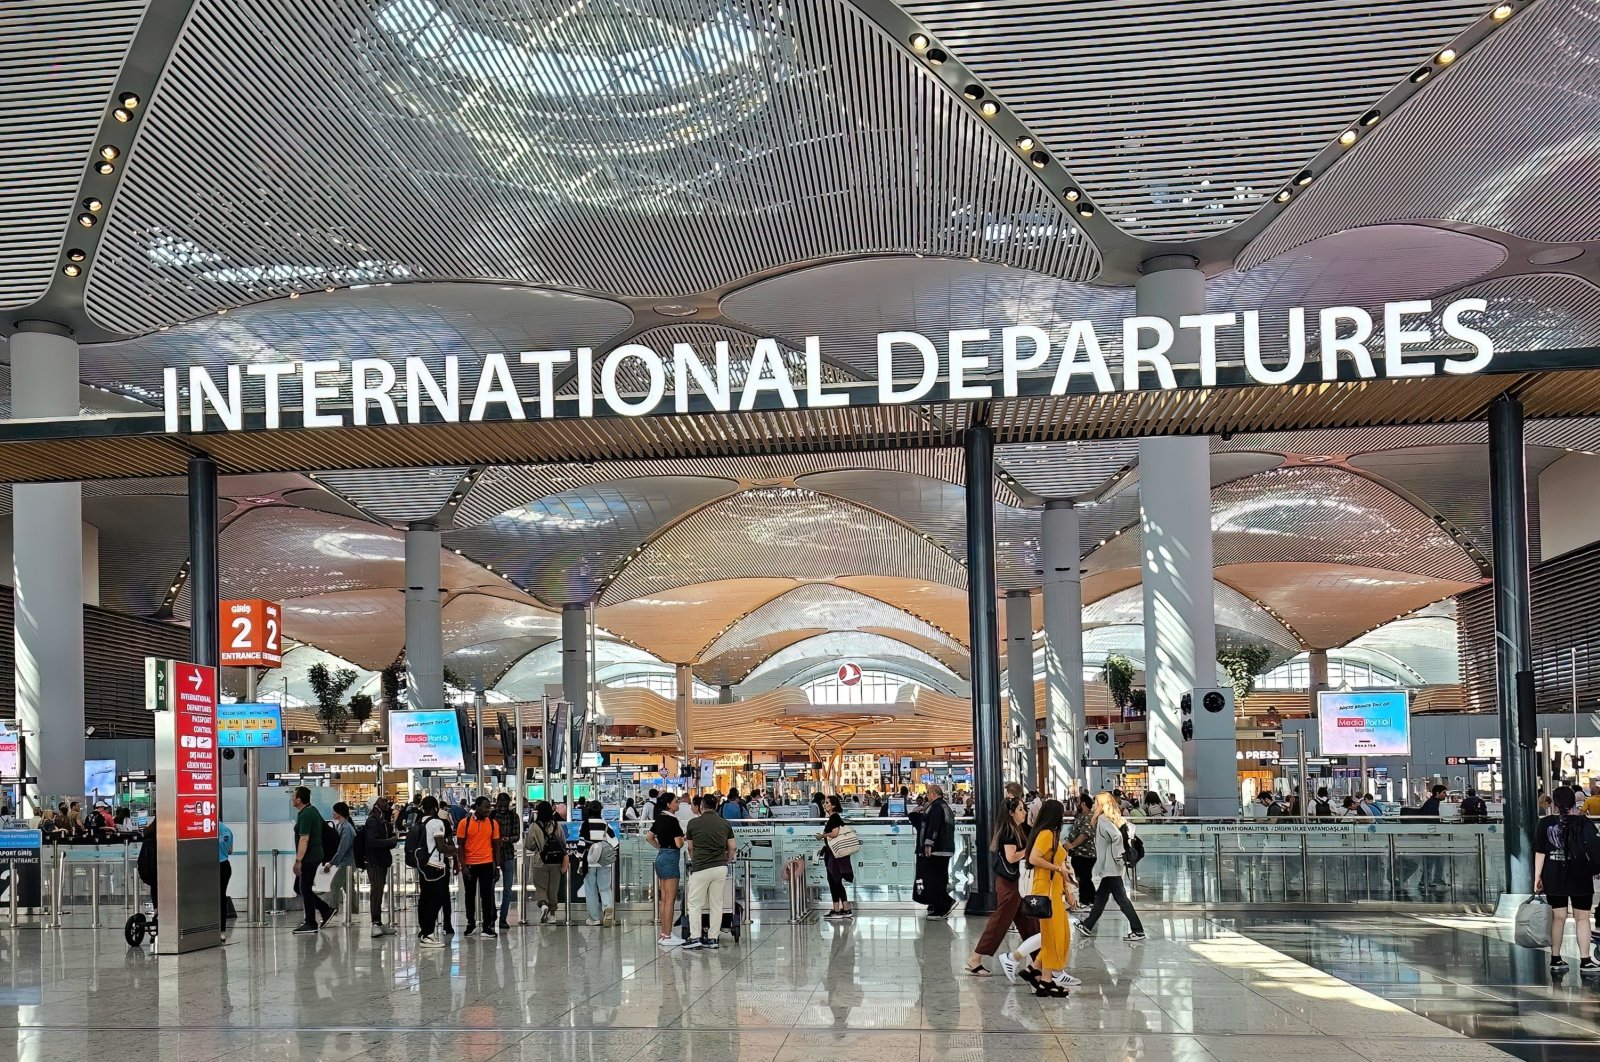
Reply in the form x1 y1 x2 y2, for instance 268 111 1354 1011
1025 798 1075 998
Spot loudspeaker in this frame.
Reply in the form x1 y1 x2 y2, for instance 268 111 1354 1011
1085 727 1116 760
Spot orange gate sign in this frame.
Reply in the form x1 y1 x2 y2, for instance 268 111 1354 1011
220 599 283 668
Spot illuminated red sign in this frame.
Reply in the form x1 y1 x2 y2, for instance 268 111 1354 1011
172 662 218 840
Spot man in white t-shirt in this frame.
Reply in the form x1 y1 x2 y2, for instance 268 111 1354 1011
415 795 455 948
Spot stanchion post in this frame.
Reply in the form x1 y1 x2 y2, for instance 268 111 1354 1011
122 844 132 911
7 860 14 928
564 861 574 925
50 845 63 929
90 863 101 928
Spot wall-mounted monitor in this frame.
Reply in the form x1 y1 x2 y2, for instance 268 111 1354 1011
1317 690 1411 756
389 710 467 770
217 702 285 748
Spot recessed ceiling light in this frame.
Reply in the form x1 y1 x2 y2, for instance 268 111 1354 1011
1075 203 1093 218
1491 4 1513 20
1338 130 1358 147
909 33 929 51
1015 136 1034 152
1410 68 1432 84
1360 109 1381 127
1295 171 1313 186
94 160 114 175
67 248 86 263
1063 188 1080 202
1435 48 1457 65
77 213 96 228
62 264 81 278
979 101 998 117
962 85 983 102
113 108 131 123
1030 150 1049 169
926 48 946 65
1275 190 1292 203
84 197 103 212
99 145 119 161
120 92 139 109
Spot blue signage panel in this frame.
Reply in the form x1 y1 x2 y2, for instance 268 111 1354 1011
0 828 42 867
217 702 285 748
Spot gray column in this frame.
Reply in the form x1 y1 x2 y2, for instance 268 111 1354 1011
562 603 588 718
403 525 444 710
188 456 220 672
10 325 84 807
717 684 734 704
1137 256 1216 805
1489 394 1536 894
675 663 694 763
1005 590 1037 788
1306 649 1330 717
1042 501 1085 796
965 423 1003 913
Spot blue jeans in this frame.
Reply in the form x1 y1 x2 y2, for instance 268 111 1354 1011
498 856 516 922
584 862 615 921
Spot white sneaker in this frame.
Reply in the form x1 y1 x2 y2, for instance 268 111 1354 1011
998 952 1020 984
418 935 445 949
1055 972 1083 987
603 908 615 927
658 934 684 948
585 918 602 926
371 925 385 938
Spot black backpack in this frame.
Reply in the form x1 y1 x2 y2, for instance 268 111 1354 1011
353 823 368 870
1120 823 1146 868
538 822 566 865
404 815 432 871
321 819 340 861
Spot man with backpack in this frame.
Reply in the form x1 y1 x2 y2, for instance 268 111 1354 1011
492 792 522 930
406 794 455 948
456 796 502 938
362 797 399 938
290 786 335 934
1460 788 1489 823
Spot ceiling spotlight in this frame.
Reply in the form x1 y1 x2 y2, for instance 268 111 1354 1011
1410 67 1432 84
1338 129 1358 147
62 264 81 278
77 213 97 228
288 291 300 299
94 160 114 175
962 85 984 101
120 92 139 109
1075 203 1094 218
1063 187 1080 202
1275 189 1292 203
216 308 227 315
83 197 103 212
99 145 119 161
67 248 86 263
1295 171 1313 186
1491 4 1512 20
113 108 131 123
1435 48 1457 65
1015 135 1035 152
1360 109 1381 127
926 48 947 65
979 100 998 117
1029 150 1049 169
909 33 930 51
324 286 335 292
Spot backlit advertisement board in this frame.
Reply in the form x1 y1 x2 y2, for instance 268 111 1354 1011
390 710 467 770
1317 690 1411 756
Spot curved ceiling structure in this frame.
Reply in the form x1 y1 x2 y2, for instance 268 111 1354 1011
7 0 1600 748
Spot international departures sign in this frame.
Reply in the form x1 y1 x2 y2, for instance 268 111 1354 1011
160 299 1496 433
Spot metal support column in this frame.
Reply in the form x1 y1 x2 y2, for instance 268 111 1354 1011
964 423 1003 915
1005 590 1037 788
404 526 445 710
1489 393 1536 897
1042 501 1085 796
676 664 694 772
189 456 220 670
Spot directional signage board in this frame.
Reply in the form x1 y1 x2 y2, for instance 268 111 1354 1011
216 702 284 748
219 599 283 668
0 829 41 867
151 656 222 953
173 663 218 840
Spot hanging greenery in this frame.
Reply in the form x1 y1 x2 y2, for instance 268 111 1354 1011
1217 644 1275 704
1101 653 1135 711
307 662 359 734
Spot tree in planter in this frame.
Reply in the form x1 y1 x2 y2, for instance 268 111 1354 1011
307 662 359 734
1217 644 1275 705
379 662 402 711
1101 653 1136 713
348 692 375 728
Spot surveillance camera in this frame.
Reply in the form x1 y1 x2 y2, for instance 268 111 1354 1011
1220 432 1234 442
84 726 96 737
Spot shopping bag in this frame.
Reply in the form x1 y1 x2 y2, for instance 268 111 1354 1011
1514 895 1552 949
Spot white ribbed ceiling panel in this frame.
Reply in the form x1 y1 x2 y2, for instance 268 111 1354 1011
901 0 1486 241
0 0 149 310
1245 0 1600 266
83 0 1099 334
313 467 470 525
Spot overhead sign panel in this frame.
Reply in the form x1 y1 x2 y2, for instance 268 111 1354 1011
220 599 283 668
389 710 466 770
217 703 285 748
1318 690 1411 756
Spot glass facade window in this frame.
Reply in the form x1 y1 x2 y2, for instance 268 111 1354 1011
801 669 924 705
608 673 716 700
1256 656 1405 691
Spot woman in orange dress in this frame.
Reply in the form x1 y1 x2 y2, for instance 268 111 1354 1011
1025 798 1075 998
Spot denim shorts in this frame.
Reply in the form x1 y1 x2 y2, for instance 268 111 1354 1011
654 848 681 881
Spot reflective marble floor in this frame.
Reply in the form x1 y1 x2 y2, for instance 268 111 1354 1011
0 908 1574 1061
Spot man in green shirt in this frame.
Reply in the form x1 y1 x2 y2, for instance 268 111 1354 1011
682 800 735 951
292 786 334 934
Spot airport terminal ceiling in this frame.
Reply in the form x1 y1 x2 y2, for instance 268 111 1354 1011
6 0 1600 728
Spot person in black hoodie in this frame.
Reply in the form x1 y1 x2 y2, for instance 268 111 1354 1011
919 784 956 918
364 797 399 938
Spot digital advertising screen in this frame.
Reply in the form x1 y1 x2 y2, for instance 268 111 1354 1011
389 710 467 769
0 723 18 780
216 702 285 748
84 759 117 798
1318 690 1411 756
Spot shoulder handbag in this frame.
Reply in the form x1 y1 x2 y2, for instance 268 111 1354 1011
1020 832 1056 918
827 824 863 857
1514 894 1552 949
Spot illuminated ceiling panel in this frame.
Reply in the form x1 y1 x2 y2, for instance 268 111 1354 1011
1245 0 1600 265
1344 612 1460 684
1219 562 1473 649
596 578 799 666
602 490 968 603
1083 582 1302 653
279 589 406 670
84 0 1097 334
903 0 1486 240
444 477 734 606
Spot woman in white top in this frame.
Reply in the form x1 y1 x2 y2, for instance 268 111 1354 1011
1072 792 1146 943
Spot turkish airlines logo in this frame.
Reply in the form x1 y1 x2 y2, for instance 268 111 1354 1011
837 663 862 686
